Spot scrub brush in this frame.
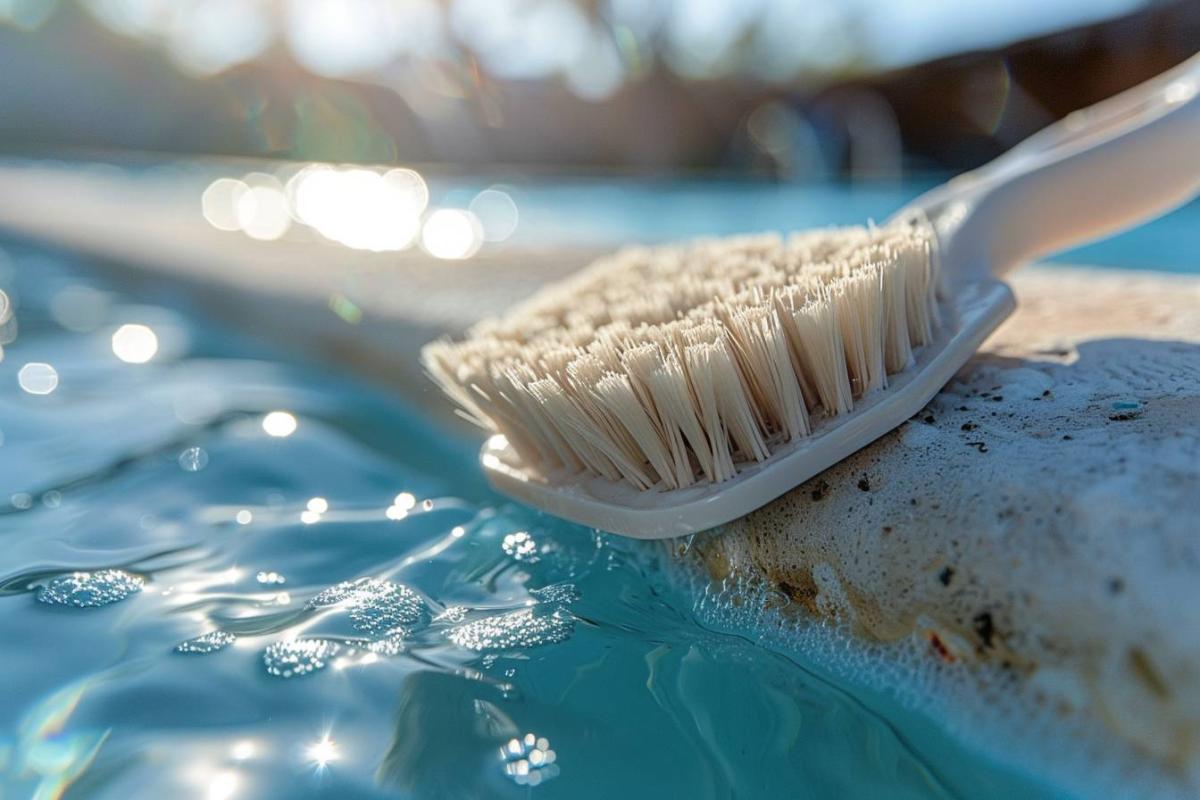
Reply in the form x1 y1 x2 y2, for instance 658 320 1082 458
422 54 1200 539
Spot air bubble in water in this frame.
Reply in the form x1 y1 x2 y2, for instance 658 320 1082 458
447 607 573 652
500 732 560 786
433 605 468 623
177 630 236 654
307 577 424 636
38 569 143 608
263 638 340 678
367 632 408 656
529 583 580 605
502 531 539 562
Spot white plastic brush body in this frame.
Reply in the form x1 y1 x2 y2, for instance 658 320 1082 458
433 55 1200 539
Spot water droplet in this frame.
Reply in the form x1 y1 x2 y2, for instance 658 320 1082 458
447 607 573 652
176 630 236 654
307 577 424 636
262 638 340 678
502 531 539 563
38 569 143 608
11 492 32 509
179 446 209 472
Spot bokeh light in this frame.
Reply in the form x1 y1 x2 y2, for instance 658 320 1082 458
262 411 298 437
200 163 506 259
292 166 425 251
201 178 247 232
205 769 239 800
230 740 258 761
111 323 159 363
235 182 291 241
469 189 520 242
18 362 58 395
420 209 483 260
167 0 272 76
285 0 403 78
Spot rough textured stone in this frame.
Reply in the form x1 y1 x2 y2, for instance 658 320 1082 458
687 268 1200 774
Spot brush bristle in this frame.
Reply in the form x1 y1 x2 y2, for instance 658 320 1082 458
422 221 940 490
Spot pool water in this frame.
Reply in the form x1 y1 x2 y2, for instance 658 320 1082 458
1 236 1072 800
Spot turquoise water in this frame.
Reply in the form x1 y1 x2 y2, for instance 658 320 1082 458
0 235 1072 799
474 180 1200 274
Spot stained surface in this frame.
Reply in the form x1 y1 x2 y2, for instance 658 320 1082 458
693 270 1200 796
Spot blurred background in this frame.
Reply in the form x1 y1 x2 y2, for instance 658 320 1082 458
0 0 1196 339
2 0 1197 175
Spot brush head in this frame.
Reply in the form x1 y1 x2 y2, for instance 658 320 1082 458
422 221 1014 538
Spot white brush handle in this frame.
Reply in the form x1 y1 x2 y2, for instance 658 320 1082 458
940 52 1200 280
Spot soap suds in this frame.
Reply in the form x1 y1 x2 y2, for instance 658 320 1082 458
678 269 1200 798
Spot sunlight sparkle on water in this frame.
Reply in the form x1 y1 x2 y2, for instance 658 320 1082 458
202 164 453 255
111 323 158 363
235 509 253 525
501 732 560 786
262 411 297 437
305 735 339 769
230 740 258 761
206 769 239 800
292 165 425 251
306 497 328 513
386 491 416 520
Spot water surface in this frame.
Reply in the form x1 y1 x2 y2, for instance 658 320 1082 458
1 237 1068 799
